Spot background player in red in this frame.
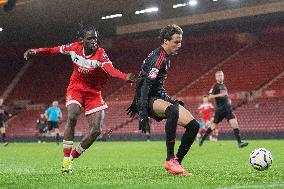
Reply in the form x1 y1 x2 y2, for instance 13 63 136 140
197 95 216 141
24 26 135 173
199 71 248 148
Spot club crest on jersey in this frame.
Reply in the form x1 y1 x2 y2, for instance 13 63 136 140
65 43 73 48
148 68 159 79
102 54 109 60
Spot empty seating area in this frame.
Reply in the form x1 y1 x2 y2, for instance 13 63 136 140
265 74 284 91
6 56 72 104
233 97 284 132
165 36 245 95
177 32 284 97
0 57 24 95
2 28 284 138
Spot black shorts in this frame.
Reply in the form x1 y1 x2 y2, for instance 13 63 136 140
48 121 59 130
148 97 178 122
38 126 48 133
213 108 236 124
0 122 4 128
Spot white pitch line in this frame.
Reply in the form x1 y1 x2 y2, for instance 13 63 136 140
216 183 284 189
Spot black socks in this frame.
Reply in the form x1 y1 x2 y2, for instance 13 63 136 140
176 119 199 164
233 128 242 143
165 105 179 160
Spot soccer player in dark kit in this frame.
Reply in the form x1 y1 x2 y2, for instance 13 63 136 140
127 24 199 176
0 98 9 146
24 26 135 173
199 71 248 148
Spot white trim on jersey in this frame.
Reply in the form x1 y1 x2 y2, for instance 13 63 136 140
101 62 113 67
66 100 82 108
60 46 69 54
85 105 108 115
70 51 103 69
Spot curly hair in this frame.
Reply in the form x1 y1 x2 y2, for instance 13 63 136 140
77 25 99 40
159 24 183 44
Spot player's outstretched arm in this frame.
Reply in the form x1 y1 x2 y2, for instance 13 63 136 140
24 45 65 60
102 63 135 82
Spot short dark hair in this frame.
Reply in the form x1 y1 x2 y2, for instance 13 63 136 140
159 24 183 43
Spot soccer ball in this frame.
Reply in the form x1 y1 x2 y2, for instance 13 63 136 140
249 148 273 171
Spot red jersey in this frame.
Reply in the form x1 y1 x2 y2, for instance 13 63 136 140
33 42 127 91
198 103 214 122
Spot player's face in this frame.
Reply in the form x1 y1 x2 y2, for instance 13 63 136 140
216 72 224 83
52 101 58 107
83 31 98 52
203 97 208 103
0 98 3 105
165 33 182 55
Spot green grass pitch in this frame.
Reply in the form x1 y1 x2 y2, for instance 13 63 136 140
0 140 283 189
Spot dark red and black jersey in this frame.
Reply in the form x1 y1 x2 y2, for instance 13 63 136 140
209 83 231 110
134 46 173 118
137 46 171 97
0 105 9 123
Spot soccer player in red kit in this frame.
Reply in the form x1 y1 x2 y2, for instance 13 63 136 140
198 95 218 141
24 26 135 173
198 96 214 129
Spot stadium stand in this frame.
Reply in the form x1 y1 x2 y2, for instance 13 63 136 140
3 27 284 138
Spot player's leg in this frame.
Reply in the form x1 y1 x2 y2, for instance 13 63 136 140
199 111 222 146
62 104 81 173
229 118 248 148
145 129 151 142
196 121 205 141
152 99 179 161
199 121 217 146
0 126 8 146
210 123 219 141
37 132 42 143
54 127 60 145
175 105 199 165
70 110 104 159
152 99 199 175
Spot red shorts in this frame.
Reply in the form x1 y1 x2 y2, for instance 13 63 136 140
202 116 212 124
66 82 108 115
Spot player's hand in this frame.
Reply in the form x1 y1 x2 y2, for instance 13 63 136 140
24 49 37 60
126 73 136 83
126 101 138 118
219 93 227 97
139 116 149 133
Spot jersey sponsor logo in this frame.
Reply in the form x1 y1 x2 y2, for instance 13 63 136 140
78 67 90 74
70 52 101 69
148 68 159 79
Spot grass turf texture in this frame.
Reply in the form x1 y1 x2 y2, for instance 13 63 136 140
0 140 283 189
